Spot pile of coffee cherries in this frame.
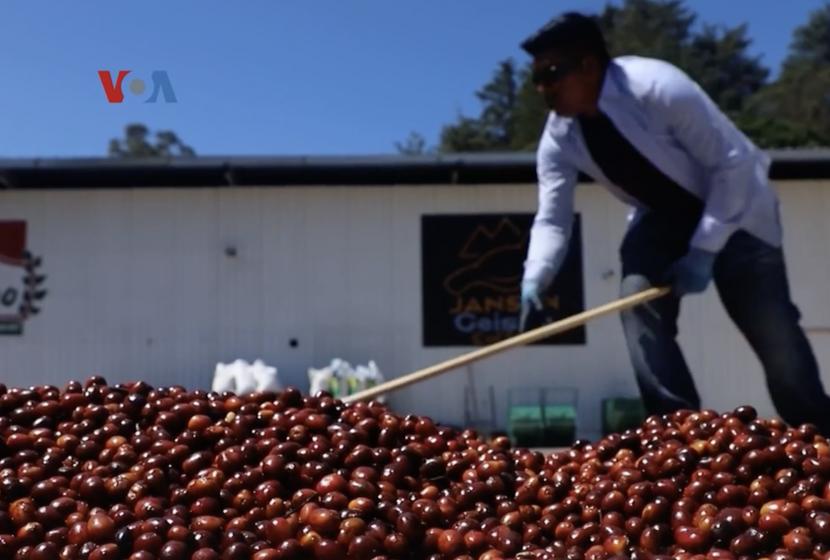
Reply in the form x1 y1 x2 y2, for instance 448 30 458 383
1 378 830 560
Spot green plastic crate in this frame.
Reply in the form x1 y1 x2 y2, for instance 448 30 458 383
508 403 576 447
602 397 646 435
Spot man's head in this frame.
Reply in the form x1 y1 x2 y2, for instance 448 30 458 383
521 12 610 117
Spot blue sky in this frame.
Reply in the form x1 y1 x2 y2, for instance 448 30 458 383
0 1 826 158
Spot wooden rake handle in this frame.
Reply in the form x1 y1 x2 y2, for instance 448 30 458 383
342 286 670 404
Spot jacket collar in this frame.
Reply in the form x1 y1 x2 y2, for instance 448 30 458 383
598 60 627 104
598 60 652 133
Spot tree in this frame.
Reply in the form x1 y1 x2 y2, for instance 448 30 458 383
684 24 768 115
439 116 494 152
736 64 830 148
395 131 429 155
439 60 519 152
737 5 830 147
787 4 830 65
433 0 770 153
477 60 518 148
109 123 196 158
599 0 694 67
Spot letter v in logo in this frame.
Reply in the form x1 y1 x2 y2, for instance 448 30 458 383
98 70 131 103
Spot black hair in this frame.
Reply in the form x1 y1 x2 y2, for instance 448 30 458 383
520 12 610 63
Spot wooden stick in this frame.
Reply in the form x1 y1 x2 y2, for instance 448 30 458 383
342 286 671 404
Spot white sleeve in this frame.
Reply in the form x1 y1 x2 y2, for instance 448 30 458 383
657 66 769 253
523 127 578 289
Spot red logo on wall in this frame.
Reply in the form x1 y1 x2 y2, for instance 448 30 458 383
0 221 47 335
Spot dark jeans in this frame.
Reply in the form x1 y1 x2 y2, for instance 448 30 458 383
619 211 830 434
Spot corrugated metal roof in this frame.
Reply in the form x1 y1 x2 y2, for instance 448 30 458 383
1 149 829 189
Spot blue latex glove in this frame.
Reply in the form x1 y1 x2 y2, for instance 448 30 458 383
519 279 544 332
667 248 717 295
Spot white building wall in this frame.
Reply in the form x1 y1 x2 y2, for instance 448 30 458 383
0 180 828 439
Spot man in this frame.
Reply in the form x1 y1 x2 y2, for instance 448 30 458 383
518 12 830 433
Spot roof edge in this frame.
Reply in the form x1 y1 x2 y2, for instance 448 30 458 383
1 149 829 189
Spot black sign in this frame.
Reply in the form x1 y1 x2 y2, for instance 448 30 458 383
422 213 584 347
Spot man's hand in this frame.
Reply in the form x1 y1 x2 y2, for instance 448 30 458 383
519 279 544 332
667 248 717 296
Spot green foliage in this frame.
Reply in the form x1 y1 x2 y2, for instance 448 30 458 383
439 60 519 152
684 24 768 114
439 116 496 152
599 0 694 67
395 131 430 155
738 62 830 147
739 5 830 147
786 4 830 66
109 123 196 158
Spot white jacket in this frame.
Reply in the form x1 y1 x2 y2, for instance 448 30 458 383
524 56 782 288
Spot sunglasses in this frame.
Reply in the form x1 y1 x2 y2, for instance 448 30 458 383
531 60 581 86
